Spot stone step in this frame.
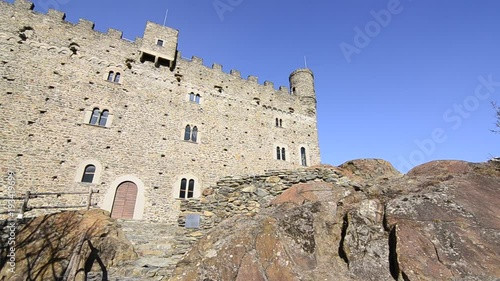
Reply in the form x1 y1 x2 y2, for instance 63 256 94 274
107 220 194 280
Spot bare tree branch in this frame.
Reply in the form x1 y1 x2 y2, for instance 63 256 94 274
492 102 500 134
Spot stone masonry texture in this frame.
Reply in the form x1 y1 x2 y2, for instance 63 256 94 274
0 0 321 223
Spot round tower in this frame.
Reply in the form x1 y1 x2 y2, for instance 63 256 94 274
289 68 316 116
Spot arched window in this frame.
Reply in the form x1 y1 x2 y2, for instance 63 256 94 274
191 126 198 142
107 71 114 82
188 179 195 198
114 72 121 83
81 165 96 183
279 119 283 127
195 94 201 104
99 110 109 127
88 108 110 127
275 118 279 127
301 147 307 166
276 147 281 160
189 92 195 102
184 125 191 141
281 148 286 161
179 178 187 198
179 178 196 199
90 108 100 125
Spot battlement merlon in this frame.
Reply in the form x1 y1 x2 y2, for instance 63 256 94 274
139 21 179 68
14 0 33 10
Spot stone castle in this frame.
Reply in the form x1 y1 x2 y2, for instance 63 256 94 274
0 0 320 223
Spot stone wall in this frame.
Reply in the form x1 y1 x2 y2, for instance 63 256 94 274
0 0 321 222
177 166 352 235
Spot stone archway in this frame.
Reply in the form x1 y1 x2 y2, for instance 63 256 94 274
110 181 138 219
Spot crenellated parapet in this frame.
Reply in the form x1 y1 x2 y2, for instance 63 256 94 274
1 0 317 110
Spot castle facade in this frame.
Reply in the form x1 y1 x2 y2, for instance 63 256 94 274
0 0 320 223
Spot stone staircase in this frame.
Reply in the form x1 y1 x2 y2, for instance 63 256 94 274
106 220 198 281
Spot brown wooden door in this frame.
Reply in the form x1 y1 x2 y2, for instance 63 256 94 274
111 181 138 219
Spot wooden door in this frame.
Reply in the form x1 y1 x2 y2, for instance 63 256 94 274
111 181 138 219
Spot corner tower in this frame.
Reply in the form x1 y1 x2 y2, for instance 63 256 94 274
289 68 317 116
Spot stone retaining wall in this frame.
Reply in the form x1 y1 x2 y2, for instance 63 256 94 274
177 165 352 235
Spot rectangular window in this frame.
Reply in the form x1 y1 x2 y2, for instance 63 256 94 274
157 39 164 46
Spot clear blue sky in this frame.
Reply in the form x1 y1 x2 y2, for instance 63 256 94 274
9 0 500 172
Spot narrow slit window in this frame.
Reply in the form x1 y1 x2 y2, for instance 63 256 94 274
179 178 187 198
301 147 307 166
195 94 201 104
81 165 96 183
282 148 286 161
279 119 283 127
275 118 279 127
184 125 191 141
276 147 281 160
107 71 114 82
189 92 195 102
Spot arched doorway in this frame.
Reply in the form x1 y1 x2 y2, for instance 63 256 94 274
111 181 138 219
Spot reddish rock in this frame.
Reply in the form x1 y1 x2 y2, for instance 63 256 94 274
407 160 470 177
339 158 402 181
170 160 500 281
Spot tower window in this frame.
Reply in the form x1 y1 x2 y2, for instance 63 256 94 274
191 126 198 142
179 178 195 199
157 39 164 46
301 147 307 166
275 118 283 127
81 165 96 183
107 71 121 83
99 110 109 127
184 125 191 141
184 125 198 142
189 92 201 104
90 108 100 125
276 146 286 161
89 108 110 127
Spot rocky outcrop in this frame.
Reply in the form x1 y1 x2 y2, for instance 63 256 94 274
1 159 498 281
170 160 500 281
0 209 137 281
